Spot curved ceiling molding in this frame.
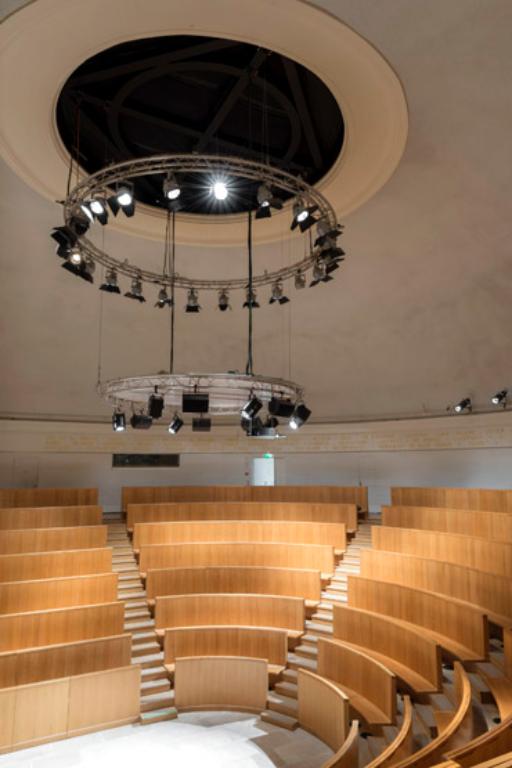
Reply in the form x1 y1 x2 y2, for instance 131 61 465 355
0 0 408 245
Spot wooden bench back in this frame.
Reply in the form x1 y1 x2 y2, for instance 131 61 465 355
0 573 118 614
174 656 267 713
0 548 112 582
0 506 103 530
164 625 287 666
382 505 512 541
297 669 349 752
0 488 98 508
390 487 512 513
0 525 108 554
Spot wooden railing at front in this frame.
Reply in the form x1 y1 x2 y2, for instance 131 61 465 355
0 602 125 652
347 576 488 661
317 637 397 725
0 505 103 530
146 565 322 602
332 604 442 693
444 717 512 767
0 525 108 554
174 656 268 713
0 488 99 509
382 506 512 542
297 669 349 752
127 501 358 532
164 626 287 668
359 550 512 628
0 548 112 582
139 541 334 576
155 593 304 633
390 487 512 513
373 527 512 579
122 485 368 512
133 520 346 551
366 695 414 767
0 573 118 614
0 634 132 688
0 665 140 754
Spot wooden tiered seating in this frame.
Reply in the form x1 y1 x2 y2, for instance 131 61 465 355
0 548 112 581
0 525 108 553
0 505 102 529
382 506 512 542
366 696 414 767
174 656 268 713
445 718 512 767
0 488 99 508
390 487 512 513
0 573 118 613
297 669 350 753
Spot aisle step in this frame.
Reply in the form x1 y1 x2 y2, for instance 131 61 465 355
141 665 168 682
322 591 347 603
293 644 318 660
305 621 333 636
260 709 298 731
132 641 162 658
125 618 155 631
267 691 298 717
119 590 146 601
141 690 175 712
133 652 164 669
287 653 317 672
274 681 298 699
282 668 298 684
125 608 151 620
139 707 177 725
140 677 171 695
132 630 157 645
311 611 333 625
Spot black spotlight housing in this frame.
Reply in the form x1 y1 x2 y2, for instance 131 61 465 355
454 398 472 414
192 417 211 432
491 390 508 407
182 392 209 413
269 397 295 418
112 412 126 432
155 287 173 308
269 282 290 305
243 288 259 308
108 183 135 218
289 403 312 430
290 199 319 233
168 414 184 434
130 413 153 430
255 183 283 220
185 288 200 313
51 225 78 258
241 396 263 420
100 269 121 294
61 258 94 284
148 388 164 419
125 277 145 303
218 289 231 311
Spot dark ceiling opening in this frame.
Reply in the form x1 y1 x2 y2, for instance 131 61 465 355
57 35 344 215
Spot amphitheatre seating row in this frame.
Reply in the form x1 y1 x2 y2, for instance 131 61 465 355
332 603 442 693
366 696 414 767
133 520 347 553
317 636 397 725
122 484 368 513
347 575 488 661
0 505 103 530
373 526 512 578
127 501 358 533
0 488 98 509
0 602 125 652
0 573 118 614
139 541 335 578
390 487 512 513
0 525 108 554
174 655 267 713
146 565 322 603
0 634 132 688
382 506 512 542
0 547 112 582
163 626 288 677
444 718 512 766
359 550 512 629
297 669 350 755
323 720 360 768
0 665 139 754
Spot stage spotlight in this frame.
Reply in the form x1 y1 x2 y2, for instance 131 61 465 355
269 397 295 418
100 269 121 294
155 287 173 308
491 390 508 407
289 403 312 429
310 260 333 287
192 417 211 432
69 246 82 265
148 387 164 419
291 198 319 232
168 413 184 434
130 413 153 430
124 276 145 303
243 287 259 308
454 398 472 414
255 183 283 219
62 255 94 283
112 411 126 432
269 281 289 305
314 219 343 248
68 209 92 236
51 225 78 258
294 271 306 290
212 180 228 200
163 173 181 200
86 198 109 225
241 396 263 420
108 183 135 217
185 288 201 313
322 245 345 274
218 289 231 311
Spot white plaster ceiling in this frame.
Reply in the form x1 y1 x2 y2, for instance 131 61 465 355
1 0 511 423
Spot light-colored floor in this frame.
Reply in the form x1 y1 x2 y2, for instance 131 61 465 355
0 711 334 768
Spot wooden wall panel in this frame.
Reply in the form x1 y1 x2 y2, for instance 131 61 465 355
348 576 488 661
373 526 512 578
0 602 125 652
139 541 334 575
0 689 16 750
297 669 349 751
382 506 512 542
0 548 112 582
127 501 358 532
155 594 304 632
317 637 396 725
164 626 287 667
123 485 368 512
0 489 98 509
11 678 70 748
390 487 512 513
146 566 322 602
0 634 131 688
134 520 346 551
0 526 107 554
174 656 268 712
332 604 442 692
0 506 102 530
0 573 118 614
67 666 140 735
359 550 512 627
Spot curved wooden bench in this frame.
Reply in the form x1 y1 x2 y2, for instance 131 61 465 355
0 505 103 530
127 501 358 533
0 488 99 509
0 526 108 554
323 719 360 768
145 565 322 603
390 487 512 514
163 625 287 677
317 637 397 725
348 576 488 661
444 717 512 767
366 695 414 767
333 604 442 693
0 548 112 582
297 669 349 752
359 550 512 629
0 573 118 614
382 506 512 542
139 541 334 579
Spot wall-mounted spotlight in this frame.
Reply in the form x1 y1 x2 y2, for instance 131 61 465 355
218 289 231 311
168 413 184 434
241 395 263 420
163 173 181 201
112 411 126 432
155 287 173 308
291 198 319 232
212 180 228 200
108 183 135 217
294 271 306 290
454 398 472 414
269 281 290 305
255 183 283 219
491 390 508 407
185 288 201 313
148 387 164 419
289 403 311 429
100 269 121 294
125 276 145 302
243 287 259 308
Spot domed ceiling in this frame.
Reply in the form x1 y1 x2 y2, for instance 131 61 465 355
0 0 511 424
